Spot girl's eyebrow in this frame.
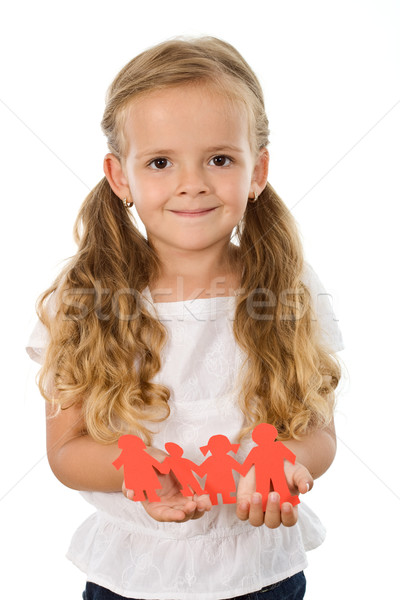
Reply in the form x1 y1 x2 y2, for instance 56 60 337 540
135 149 174 159
135 144 245 159
205 145 244 154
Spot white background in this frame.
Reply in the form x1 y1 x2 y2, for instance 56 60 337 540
1 0 399 598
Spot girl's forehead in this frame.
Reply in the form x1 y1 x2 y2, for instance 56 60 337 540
126 84 248 122
121 83 253 153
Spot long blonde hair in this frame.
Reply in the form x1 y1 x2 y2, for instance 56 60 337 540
37 37 341 443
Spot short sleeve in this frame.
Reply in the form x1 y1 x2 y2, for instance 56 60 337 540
26 318 50 365
302 262 344 353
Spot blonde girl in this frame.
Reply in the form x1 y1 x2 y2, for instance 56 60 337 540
27 36 343 600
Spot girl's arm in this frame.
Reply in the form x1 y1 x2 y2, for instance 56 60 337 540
282 419 337 482
45 401 124 492
46 401 212 520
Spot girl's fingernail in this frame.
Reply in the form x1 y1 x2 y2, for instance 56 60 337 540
306 483 310 492
269 492 279 503
126 490 134 500
239 502 248 511
252 493 262 504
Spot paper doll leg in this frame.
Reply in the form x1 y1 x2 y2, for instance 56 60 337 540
254 482 272 512
179 485 195 496
221 492 237 504
130 489 146 501
271 475 300 507
129 489 161 502
185 478 205 496
173 474 203 496
208 492 219 505
285 493 300 507
144 489 162 502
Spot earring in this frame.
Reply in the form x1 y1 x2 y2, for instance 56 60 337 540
122 197 134 208
248 191 258 203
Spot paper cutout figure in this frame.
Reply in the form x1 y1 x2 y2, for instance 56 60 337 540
242 423 299 510
112 425 301 508
194 435 245 505
162 442 205 496
112 435 167 502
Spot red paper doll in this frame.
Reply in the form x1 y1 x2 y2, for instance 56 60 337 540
162 442 205 496
112 435 167 502
195 435 245 505
241 423 300 510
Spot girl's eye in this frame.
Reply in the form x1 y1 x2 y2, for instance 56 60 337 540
210 155 232 167
148 158 171 170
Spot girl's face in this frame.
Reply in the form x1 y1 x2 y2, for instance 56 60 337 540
105 84 268 261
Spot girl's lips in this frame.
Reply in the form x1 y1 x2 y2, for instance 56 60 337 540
170 208 217 217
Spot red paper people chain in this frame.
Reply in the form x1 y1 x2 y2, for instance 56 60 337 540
113 423 300 509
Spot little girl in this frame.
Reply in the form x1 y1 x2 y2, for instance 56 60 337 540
27 36 343 600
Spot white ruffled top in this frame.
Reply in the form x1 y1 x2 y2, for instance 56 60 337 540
26 263 344 600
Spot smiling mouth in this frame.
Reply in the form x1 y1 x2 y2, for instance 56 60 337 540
170 207 217 217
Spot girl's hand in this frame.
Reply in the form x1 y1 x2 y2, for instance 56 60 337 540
142 473 211 522
236 462 313 528
122 447 212 523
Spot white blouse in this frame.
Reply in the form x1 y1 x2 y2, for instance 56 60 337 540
26 263 343 600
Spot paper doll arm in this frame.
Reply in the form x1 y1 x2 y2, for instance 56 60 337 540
281 444 297 465
191 459 207 478
112 453 124 471
149 454 170 475
238 454 254 477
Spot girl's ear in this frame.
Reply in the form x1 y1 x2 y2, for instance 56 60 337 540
250 148 269 197
103 153 131 200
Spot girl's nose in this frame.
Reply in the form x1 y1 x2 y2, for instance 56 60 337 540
175 164 210 197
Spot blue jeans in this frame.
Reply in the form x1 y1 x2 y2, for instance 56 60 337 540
82 571 306 599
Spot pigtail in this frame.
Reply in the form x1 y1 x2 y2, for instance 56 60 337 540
72 176 157 290
37 177 170 444
234 182 340 440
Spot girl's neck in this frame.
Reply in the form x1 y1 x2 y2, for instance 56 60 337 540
149 243 241 303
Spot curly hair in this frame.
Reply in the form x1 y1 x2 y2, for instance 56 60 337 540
36 37 341 443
